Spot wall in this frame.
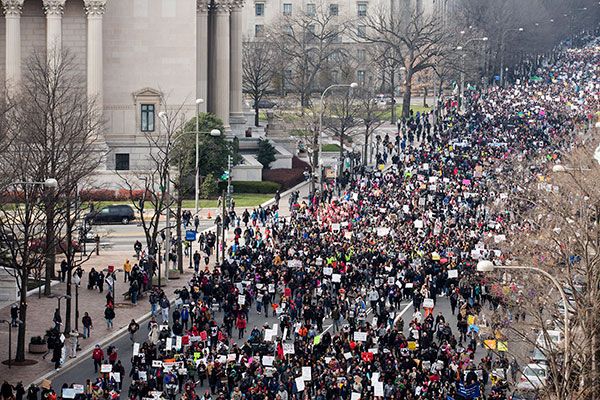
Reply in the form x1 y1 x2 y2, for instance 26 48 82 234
21 0 46 68
63 0 86 79
103 0 197 165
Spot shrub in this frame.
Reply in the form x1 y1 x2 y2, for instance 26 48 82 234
218 180 280 194
262 169 305 189
200 173 218 199
30 336 46 344
80 189 115 201
257 138 277 169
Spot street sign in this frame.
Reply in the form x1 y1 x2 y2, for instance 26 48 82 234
185 230 196 241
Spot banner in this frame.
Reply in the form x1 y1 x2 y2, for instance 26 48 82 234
457 383 481 399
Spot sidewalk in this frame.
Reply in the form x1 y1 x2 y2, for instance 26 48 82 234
0 180 310 386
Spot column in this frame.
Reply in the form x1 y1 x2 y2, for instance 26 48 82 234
228 0 245 125
84 0 106 108
3 0 24 91
196 0 209 113
212 0 230 128
43 0 66 67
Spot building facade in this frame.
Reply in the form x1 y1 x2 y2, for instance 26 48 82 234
1 0 248 171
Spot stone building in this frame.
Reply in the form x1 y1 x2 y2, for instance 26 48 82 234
1 0 248 171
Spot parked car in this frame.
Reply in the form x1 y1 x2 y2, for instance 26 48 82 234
530 347 548 364
535 330 562 349
85 205 135 225
516 363 548 391
252 99 277 109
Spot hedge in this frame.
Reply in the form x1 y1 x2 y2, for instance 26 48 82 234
217 180 280 194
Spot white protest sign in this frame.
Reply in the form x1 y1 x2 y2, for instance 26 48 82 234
448 269 458 279
301 366 312 381
138 371 147 381
331 223 340 232
72 385 84 395
101 364 113 373
133 342 140 356
62 389 75 399
343 352 352 359
323 267 333 276
176 336 182 350
332 274 341 283
351 393 361 400
262 356 274 366
152 360 163 368
268 283 275 293
423 298 434 309
110 372 121 382
238 294 245 305
353 332 367 342
295 377 305 392
283 343 295 354
374 381 384 396
414 220 424 229
264 329 276 341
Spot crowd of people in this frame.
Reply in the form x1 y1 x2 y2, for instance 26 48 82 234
10 36 599 400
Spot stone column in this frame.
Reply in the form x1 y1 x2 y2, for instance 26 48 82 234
228 0 245 125
3 0 24 91
196 0 209 113
84 0 106 108
211 0 231 128
43 0 66 67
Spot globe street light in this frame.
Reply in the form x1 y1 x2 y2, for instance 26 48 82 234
476 260 570 370
318 82 359 192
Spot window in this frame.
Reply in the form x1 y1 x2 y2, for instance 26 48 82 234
140 104 155 132
284 24 293 35
284 69 292 88
283 3 292 15
115 154 130 171
357 70 365 83
329 3 338 15
357 2 367 16
331 70 339 83
357 49 366 61
255 3 264 16
255 24 264 37
357 24 366 38
306 3 316 16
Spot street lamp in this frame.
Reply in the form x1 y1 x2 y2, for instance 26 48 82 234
0 319 22 369
476 260 570 369
318 82 358 191
456 37 488 111
1 178 58 192
499 28 524 87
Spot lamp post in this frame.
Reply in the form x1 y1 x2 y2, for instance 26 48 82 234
156 233 164 288
456 37 488 111
499 28 524 87
476 260 570 370
318 82 358 190
0 178 58 192
72 274 81 330
195 98 204 216
0 319 22 369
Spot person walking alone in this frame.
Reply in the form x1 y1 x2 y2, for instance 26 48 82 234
104 305 115 329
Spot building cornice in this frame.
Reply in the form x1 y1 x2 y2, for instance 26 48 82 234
212 0 232 13
197 0 210 13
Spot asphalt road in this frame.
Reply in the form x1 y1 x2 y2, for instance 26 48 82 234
48 295 482 395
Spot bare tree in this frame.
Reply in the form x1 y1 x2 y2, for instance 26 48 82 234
118 99 188 277
355 87 386 165
323 90 361 176
363 7 446 117
482 143 600 399
243 39 277 127
0 109 54 361
269 3 346 110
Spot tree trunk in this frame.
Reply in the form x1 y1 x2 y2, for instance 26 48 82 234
363 127 369 166
423 87 428 107
390 67 397 125
176 195 183 273
16 267 28 362
338 131 345 178
254 106 260 127
402 70 413 118
44 201 55 295
311 129 318 194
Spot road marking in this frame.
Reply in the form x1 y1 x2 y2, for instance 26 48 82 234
394 302 413 324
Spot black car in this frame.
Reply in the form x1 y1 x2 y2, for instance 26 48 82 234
85 205 135 225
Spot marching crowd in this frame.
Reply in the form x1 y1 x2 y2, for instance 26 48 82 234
7 36 599 400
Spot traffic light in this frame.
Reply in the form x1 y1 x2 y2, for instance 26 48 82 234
220 171 229 181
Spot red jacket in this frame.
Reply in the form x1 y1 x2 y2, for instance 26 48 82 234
235 317 246 329
92 348 104 361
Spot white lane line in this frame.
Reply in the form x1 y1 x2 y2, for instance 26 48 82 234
394 302 413 324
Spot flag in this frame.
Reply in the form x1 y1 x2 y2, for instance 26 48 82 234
457 382 480 399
